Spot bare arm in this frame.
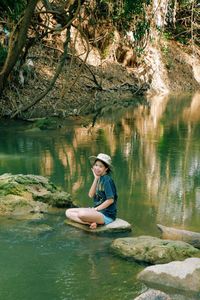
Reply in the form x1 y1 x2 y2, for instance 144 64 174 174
94 198 114 211
88 168 99 198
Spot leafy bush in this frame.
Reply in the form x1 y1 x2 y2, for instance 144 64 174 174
165 0 199 45
0 44 7 67
0 0 26 19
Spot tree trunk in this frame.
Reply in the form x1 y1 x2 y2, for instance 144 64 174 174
152 0 169 29
0 0 38 94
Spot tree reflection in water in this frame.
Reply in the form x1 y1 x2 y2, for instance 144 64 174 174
0 92 200 232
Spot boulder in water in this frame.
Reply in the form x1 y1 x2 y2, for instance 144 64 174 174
65 218 132 233
111 235 200 264
137 257 200 294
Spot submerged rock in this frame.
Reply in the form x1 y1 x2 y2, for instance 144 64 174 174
134 288 171 300
137 257 200 294
0 173 73 218
157 224 200 249
111 235 200 264
65 218 132 233
24 223 54 235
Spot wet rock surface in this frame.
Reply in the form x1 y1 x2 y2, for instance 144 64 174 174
137 258 200 294
134 288 172 300
111 235 200 264
0 173 73 219
65 218 132 233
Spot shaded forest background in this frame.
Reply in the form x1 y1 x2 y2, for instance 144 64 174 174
0 0 199 119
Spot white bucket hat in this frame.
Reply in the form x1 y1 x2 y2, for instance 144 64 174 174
89 153 112 168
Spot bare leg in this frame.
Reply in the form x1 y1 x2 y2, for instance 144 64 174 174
65 208 91 225
65 207 104 228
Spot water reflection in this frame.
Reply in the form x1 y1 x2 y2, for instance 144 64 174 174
183 91 200 122
0 93 200 232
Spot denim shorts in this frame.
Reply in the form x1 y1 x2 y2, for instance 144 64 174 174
100 213 114 225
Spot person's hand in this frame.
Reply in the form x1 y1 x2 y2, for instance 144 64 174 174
91 167 100 180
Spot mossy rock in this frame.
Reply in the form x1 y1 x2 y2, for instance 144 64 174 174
0 173 74 217
33 191 72 208
111 235 200 264
0 181 25 196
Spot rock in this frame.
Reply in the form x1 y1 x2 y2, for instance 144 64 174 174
157 224 200 249
134 288 171 300
65 218 132 233
33 191 72 208
14 223 54 235
0 173 74 217
25 223 54 235
13 212 45 221
111 235 200 264
0 194 48 216
137 258 200 293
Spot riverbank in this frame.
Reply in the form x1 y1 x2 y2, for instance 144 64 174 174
1 39 199 120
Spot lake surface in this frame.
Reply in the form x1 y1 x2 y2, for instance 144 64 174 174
0 92 200 299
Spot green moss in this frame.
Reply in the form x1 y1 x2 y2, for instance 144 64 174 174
33 191 73 208
101 46 110 59
0 181 24 196
15 174 46 185
0 174 74 211
34 118 58 130
15 175 58 192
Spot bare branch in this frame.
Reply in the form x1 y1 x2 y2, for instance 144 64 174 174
61 24 90 98
11 29 71 118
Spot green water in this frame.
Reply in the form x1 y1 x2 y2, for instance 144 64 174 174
0 93 200 299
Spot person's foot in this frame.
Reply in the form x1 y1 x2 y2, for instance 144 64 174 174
90 222 97 229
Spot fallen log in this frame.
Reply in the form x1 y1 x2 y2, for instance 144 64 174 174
157 224 200 249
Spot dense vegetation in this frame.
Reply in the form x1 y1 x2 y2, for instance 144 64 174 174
0 0 199 118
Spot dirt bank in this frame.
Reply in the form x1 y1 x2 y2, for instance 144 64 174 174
1 39 199 120
161 41 200 92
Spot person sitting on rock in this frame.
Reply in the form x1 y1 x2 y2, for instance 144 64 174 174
65 153 118 229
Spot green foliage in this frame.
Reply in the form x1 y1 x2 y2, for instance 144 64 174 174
0 0 26 19
134 20 149 42
161 44 169 55
162 31 173 40
0 44 7 67
95 0 150 48
34 118 58 130
124 0 150 15
97 0 149 27
165 0 199 46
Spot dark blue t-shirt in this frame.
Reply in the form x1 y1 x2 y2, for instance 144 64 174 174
93 174 117 220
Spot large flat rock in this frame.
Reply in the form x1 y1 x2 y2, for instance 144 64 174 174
137 257 200 294
65 218 132 233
